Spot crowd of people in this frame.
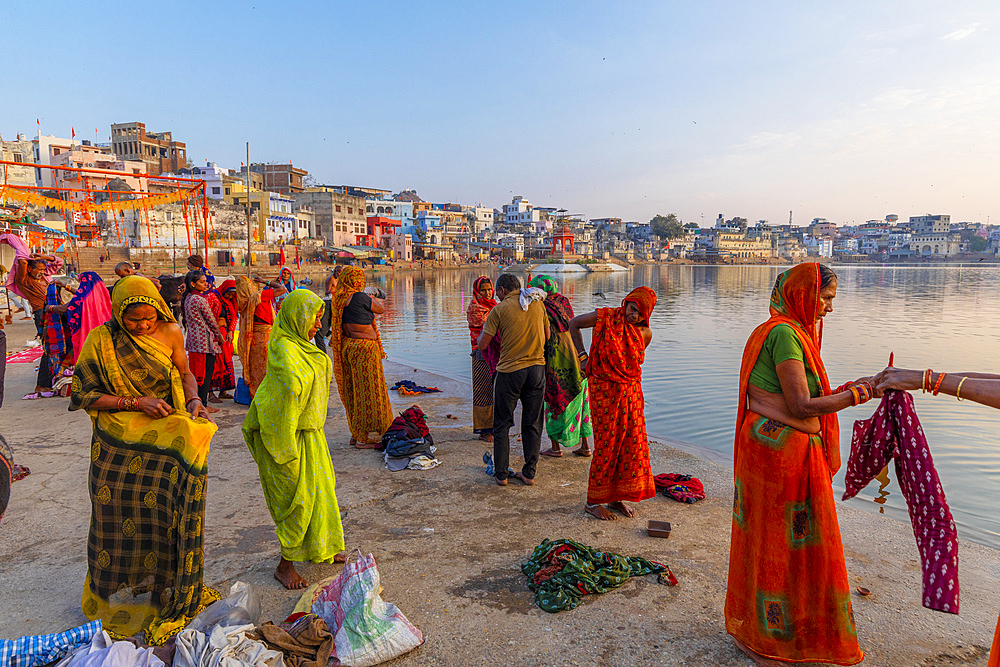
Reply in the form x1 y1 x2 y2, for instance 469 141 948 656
2 251 999 664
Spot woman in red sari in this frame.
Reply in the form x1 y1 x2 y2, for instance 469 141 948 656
569 286 656 521
466 276 497 443
210 279 238 401
726 263 874 666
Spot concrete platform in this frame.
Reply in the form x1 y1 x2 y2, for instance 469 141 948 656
0 348 998 666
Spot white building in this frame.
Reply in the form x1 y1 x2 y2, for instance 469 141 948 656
502 196 541 230
472 205 494 234
175 163 227 200
263 193 297 243
33 134 77 188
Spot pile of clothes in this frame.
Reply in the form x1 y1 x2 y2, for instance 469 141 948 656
390 380 441 396
380 406 440 471
521 539 677 613
653 473 705 503
0 583 340 667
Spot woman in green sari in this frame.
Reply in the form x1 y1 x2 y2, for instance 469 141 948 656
70 276 219 645
243 289 346 590
528 274 593 457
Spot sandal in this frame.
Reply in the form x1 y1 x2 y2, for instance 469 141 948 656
22 391 56 400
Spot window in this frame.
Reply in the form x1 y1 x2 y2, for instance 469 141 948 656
348 207 353 214
212 187 221 195
13 153 22 163
336 205 341 213
224 187 231 195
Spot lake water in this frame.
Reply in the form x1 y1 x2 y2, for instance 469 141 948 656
369 265 1000 550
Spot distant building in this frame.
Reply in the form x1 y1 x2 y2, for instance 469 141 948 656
251 163 308 195
293 187 366 245
388 233 412 261
909 214 950 235
0 136 37 188
502 196 541 231
472 205 494 234
162 162 227 200
110 122 187 175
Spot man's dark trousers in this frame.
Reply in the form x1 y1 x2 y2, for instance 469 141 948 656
492 364 545 481
32 311 53 391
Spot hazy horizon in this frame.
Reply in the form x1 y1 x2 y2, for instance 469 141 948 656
4 1 999 227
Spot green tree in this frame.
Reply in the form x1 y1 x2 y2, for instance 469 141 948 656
969 235 988 252
683 222 700 232
650 213 685 239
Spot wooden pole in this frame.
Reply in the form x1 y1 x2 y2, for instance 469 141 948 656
246 142 252 275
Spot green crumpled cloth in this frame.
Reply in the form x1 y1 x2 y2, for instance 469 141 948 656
521 538 676 613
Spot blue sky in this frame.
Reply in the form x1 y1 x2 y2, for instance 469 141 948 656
4 1 999 225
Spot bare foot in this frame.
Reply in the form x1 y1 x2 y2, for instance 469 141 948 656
274 558 308 590
219 392 233 399
585 503 617 520
732 637 786 667
208 394 223 404
205 405 220 414
478 433 494 443
573 446 592 457
334 551 347 563
513 472 535 486
609 501 636 518
496 477 508 486
540 447 562 457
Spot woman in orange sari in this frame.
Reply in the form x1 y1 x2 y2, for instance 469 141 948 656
330 266 393 447
569 286 657 521
726 263 874 666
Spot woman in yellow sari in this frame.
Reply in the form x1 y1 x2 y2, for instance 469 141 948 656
330 266 393 447
70 276 219 645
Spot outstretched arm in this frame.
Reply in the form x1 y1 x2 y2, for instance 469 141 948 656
875 367 1000 410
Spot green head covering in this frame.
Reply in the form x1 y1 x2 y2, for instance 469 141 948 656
528 274 558 296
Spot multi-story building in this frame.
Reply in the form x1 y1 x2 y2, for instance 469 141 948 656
0 136 37 188
388 232 412 261
292 187 366 245
910 233 963 257
251 163 308 195
294 205 315 240
109 122 187 175
162 162 228 200
502 196 541 231
33 134 75 189
909 214 951 235
697 227 776 260
471 205 494 235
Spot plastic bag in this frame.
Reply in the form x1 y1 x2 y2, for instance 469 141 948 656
312 551 423 667
186 581 262 633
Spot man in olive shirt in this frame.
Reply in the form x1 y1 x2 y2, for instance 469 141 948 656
478 273 549 486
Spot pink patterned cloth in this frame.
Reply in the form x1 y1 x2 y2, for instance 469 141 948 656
843 390 959 614
70 282 112 364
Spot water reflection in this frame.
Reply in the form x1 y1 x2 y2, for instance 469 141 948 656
373 265 1000 549
873 466 891 514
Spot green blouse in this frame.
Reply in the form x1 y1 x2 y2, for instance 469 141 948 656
748 323 820 397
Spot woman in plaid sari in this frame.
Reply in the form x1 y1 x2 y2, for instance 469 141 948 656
70 276 219 645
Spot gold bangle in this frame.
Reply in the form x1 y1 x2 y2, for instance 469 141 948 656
956 376 968 401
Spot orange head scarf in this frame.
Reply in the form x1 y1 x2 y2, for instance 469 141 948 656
622 286 657 326
329 266 384 403
737 262 839 473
